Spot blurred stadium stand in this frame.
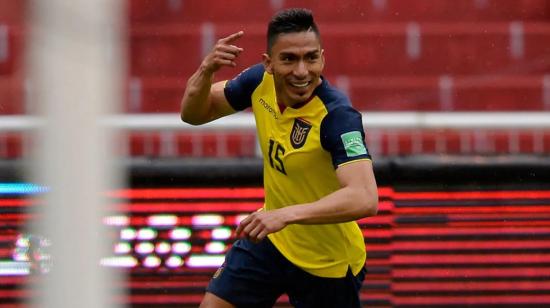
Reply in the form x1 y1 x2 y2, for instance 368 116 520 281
2 0 550 307
1 0 550 158
125 0 550 159
0 0 25 116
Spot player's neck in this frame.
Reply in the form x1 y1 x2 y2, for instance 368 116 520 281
278 78 322 112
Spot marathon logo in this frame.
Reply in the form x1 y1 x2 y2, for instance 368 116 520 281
259 98 278 119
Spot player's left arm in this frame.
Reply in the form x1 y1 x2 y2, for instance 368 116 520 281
237 159 378 242
284 159 378 223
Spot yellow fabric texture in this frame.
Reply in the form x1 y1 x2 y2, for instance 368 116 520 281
249 72 366 278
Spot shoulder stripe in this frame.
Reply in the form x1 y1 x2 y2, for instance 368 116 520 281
314 77 352 112
337 158 373 168
224 63 265 111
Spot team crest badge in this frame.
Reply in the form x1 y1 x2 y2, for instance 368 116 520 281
290 118 312 149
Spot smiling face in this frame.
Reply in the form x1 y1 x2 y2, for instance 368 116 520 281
263 31 325 107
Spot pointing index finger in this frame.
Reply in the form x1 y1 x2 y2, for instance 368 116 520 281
220 31 244 44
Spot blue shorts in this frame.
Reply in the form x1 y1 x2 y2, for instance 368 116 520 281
206 238 366 308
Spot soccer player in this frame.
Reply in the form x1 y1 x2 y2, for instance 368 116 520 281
181 8 378 308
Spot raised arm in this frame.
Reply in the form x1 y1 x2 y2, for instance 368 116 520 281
180 31 244 125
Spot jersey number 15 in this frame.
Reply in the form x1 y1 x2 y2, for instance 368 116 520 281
268 139 286 175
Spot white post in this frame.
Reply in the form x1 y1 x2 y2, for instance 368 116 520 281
27 1 125 307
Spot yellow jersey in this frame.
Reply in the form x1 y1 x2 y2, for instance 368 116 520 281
224 64 372 278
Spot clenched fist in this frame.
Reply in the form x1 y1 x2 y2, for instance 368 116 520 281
236 208 288 243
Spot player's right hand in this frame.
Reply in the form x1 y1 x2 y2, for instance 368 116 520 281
201 31 244 74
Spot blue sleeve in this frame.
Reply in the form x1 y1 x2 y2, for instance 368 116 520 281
320 106 371 168
223 63 265 111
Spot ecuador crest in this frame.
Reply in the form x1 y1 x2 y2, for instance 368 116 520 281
290 118 312 149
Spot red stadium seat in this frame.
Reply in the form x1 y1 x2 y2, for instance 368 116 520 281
128 131 257 158
0 77 24 115
128 132 161 157
129 22 550 79
129 0 550 24
0 132 23 159
130 25 204 78
452 75 544 111
346 75 546 111
320 22 550 76
126 74 547 113
0 0 26 76
365 129 550 156
130 23 266 78
0 0 27 25
286 0 550 22
0 25 15 76
2 0 550 159
344 76 441 111
374 129 465 156
0 25 25 115
130 0 274 24
125 76 185 113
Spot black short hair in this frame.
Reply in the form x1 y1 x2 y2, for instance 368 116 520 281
267 8 320 53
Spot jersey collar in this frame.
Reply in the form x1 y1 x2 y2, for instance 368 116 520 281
278 76 326 114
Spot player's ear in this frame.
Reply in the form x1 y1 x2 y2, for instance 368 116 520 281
320 49 325 70
262 53 273 74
